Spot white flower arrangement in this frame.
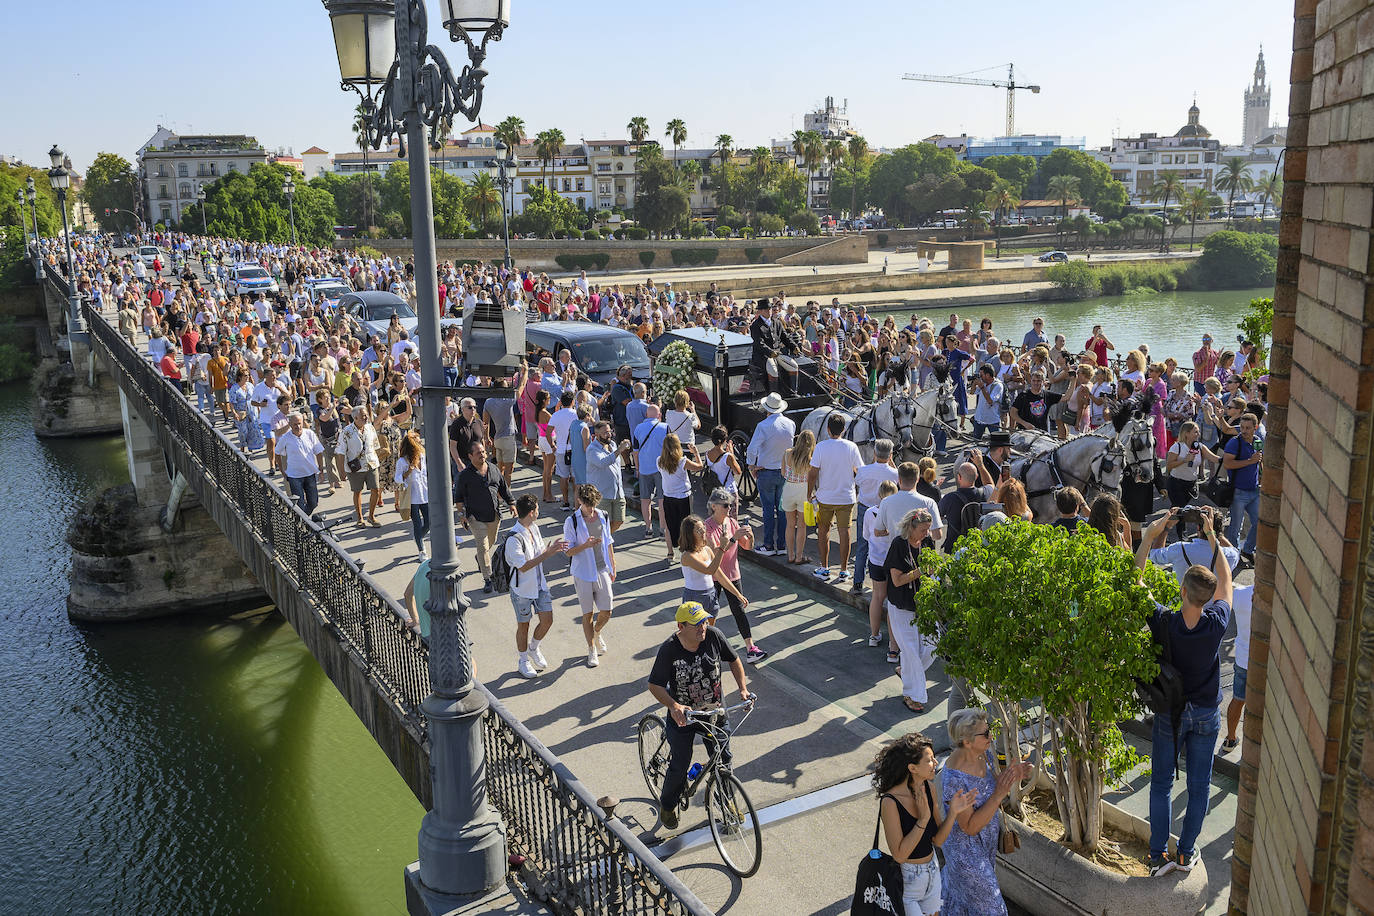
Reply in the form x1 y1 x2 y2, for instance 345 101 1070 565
651 340 699 402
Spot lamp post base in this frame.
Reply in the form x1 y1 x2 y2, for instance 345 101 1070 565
404 862 535 916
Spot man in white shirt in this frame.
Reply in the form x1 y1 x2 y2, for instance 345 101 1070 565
252 367 291 474
505 494 569 679
274 411 325 515
563 484 617 669
874 462 945 547
808 412 865 582
253 294 272 324
851 438 899 594
547 390 579 509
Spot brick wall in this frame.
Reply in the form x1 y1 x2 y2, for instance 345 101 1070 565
1234 0 1374 913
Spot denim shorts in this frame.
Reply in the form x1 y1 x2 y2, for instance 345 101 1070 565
511 587 553 623
1233 664 1247 701
639 470 663 502
899 860 942 915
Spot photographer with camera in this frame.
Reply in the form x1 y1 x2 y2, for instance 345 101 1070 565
1164 421 1221 540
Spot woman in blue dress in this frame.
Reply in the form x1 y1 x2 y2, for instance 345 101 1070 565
228 368 263 454
570 404 592 487
940 708 1034 915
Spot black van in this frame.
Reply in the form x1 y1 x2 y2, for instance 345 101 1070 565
524 321 653 391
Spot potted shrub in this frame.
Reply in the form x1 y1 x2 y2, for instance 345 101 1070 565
911 521 1174 854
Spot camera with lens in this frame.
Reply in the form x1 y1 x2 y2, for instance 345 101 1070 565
1179 504 1214 531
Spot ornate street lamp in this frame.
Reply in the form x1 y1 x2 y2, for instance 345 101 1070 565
24 178 43 280
48 144 86 344
196 187 209 236
493 139 515 272
282 176 298 245
322 0 511 901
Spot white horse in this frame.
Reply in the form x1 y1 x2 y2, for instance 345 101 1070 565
800 392 921 463
1006 391 1158 522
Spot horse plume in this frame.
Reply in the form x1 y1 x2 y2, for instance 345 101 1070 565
1108 386 1157 432
930 355 950 384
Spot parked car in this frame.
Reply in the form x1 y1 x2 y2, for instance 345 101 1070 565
338 290 417 344
524 321 652 391
226 262 280 297
1038 250 1069 263
305 276 352 311
137 245 161 267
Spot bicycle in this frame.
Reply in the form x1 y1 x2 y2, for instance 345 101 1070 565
636 697 762 877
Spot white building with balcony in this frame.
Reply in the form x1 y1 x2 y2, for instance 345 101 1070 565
137 127 268 226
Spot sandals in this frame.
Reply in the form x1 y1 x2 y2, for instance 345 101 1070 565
902 697 925 714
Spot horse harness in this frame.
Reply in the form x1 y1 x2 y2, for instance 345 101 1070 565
1015 429 1131 502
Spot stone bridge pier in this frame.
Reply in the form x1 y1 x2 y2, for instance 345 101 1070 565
32 271 121 438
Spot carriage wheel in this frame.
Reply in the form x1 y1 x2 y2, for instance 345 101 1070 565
731 430 757 507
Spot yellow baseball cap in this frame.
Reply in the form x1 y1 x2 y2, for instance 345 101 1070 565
675 601 710 626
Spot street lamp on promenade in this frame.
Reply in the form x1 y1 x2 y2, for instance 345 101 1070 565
282 176 298 245
196 187 209 236
48 144 86 344
322 0 510 902
15 189 29 244
493 139 514 272
24 178 43 280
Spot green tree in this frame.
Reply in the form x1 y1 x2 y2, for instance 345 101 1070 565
981 154 1037 196
82 152 139 233
789 209 821 235
635 145 689 236
1254 170 1282 217
1147 172 1187 251
0 162 65 238
1182 186 1219 250
665 118 687 168
1046 173 1081 245
627 116 650 144
494 115 525 152
1215 157 1254 228
912 521 1169 852
985 184 1019 258
846 135 869 218
1237 296 1273 367
511 184 578 238
680 158 703 202
534 128 565 187
714 134 733 203
903 173 966 227
1191 230 1277 289
1032 148 1127 218
467 172 500 229
189 163 335 245
868 143 962 224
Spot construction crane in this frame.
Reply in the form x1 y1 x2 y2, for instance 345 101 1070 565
902 64 1041 136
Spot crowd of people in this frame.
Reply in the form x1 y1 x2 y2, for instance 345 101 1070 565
36 224 1262 903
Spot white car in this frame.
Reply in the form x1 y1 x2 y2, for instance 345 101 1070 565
226 263 280 297
137 245 160 267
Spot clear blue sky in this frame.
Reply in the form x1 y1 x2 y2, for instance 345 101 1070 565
3 0 1293 173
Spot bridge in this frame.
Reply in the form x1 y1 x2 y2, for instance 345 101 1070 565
33 255 713 916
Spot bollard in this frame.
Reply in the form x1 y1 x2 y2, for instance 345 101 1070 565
597 795 625 913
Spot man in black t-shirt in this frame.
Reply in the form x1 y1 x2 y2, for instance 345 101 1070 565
647 601 752 829
1010 370 1061 432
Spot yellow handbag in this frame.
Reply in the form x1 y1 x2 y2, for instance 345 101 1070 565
804 499 818 527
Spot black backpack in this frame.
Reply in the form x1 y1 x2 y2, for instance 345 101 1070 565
489 534 517 592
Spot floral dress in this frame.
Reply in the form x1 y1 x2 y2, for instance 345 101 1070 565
940 751 1006 916
377 418 404 494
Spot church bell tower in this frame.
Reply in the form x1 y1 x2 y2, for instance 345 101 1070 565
1243 46 1272 147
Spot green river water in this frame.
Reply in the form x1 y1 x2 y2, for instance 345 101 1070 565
870 287 1271 365
0 382 421 915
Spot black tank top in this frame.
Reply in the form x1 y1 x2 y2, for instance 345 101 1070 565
883 783 938 859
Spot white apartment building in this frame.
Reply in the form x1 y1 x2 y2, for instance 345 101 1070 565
510 143 593 213
138 127 268 225
1087 103 1223 205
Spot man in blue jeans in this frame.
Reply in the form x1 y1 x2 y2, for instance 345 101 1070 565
1135 506 1233 876
745 393 795 555
970 365 1003 440
1223 413 1263 563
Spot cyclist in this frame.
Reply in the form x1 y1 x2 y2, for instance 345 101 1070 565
647 601 753 829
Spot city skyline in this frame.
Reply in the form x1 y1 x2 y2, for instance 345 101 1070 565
4 0 1292 173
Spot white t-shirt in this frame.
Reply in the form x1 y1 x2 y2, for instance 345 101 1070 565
1167 440 1204 481
657 457 692 498
1233 584 1253 670
548 407 578 451
810 437 864 505
863 506 896 566
1090 382 1114 424
274 429 324 478
854 461 899 508
876 489 944 539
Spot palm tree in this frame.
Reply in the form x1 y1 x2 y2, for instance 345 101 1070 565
1254 169 1282 218
823 139 845 213
1215 157 1253 228
665 119 687 168
468 172 500 228
714 134 733 204
494 115 525 152
535 128 565 188
800 131 823 210
1046 174 1081 246
1180 187 1214 251
681 159 703 213
627 116 650 144
353 103 373 229
985 185 1019 258
430 114 453 174
1147 172 1186 251
846 135 868 219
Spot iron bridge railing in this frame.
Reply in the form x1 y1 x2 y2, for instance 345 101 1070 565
80 297 713 916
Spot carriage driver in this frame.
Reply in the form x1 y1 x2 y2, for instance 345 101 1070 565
648 601 752 830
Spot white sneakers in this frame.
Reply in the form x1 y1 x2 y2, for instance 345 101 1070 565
587 644 600 668
530 644 549 670
596 634 608 653
517 654 538 679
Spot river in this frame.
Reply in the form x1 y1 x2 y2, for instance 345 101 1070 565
870 287 1272 365
0 383 421 914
